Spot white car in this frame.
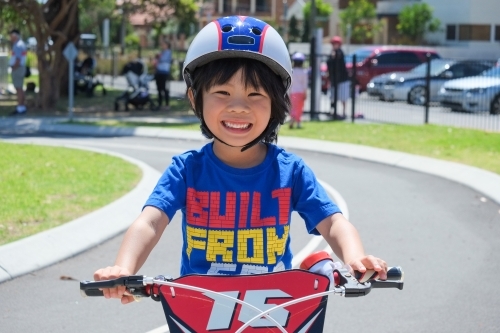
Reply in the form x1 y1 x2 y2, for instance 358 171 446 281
439 66 500 114
369 60 491 105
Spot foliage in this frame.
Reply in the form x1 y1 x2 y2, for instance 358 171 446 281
339 0 382 43
397 3 441 44
125 32 140 47
301 0 333 42
288 15 301 43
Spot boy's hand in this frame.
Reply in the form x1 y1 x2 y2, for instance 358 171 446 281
347 255 388 281
93 265 135 304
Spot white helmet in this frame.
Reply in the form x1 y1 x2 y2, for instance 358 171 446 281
183 16 292 91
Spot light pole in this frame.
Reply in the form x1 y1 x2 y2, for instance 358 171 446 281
283 0 288 43
309 0 318 120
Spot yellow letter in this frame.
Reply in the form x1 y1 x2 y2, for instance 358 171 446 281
237 229 265 264
186 225 207 258
266 226 289 264
206 229 234 262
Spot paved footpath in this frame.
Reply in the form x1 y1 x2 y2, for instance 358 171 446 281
1 116 499 283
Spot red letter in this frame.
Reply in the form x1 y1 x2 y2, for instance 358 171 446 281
186 188 209 227
272 188 291 225
250 192 276 227
209 192 236 228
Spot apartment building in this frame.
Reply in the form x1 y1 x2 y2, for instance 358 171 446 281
376 0 500 45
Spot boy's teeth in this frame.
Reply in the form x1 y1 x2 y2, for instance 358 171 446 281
224 121 249 129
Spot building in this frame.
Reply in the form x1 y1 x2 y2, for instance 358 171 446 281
376 0 500 46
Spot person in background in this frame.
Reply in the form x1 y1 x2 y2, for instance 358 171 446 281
289 52 308 129
326 36 350 119
154 39 172 111
9 29 27 116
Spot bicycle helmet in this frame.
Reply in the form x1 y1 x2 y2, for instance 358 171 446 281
184 16 292 91
183 16 292 152
291 52 306 61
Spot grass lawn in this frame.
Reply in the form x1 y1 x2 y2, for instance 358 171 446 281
0 142 142 245
68 120 500 175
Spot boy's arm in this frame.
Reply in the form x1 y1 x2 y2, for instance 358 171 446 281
315 213 387 280
114 205 169 273
93 206 169 304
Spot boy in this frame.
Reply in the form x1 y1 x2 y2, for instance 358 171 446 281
94 16 387 304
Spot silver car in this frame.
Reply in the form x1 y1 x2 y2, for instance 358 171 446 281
439 66 500 114
370 60 491 105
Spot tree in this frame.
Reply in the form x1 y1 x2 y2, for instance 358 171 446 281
339 0 381 44
2 0 80 110
301 0 333 42
397 3 440 45
288 15 301 43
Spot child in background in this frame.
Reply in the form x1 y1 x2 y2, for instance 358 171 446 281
289 52 308 129
93 16 388 304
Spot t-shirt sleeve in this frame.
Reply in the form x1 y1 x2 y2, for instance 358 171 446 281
292 161 342 235
143 155 187 221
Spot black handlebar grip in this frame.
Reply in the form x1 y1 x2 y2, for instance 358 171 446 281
81 288 105 297
386 266 404 281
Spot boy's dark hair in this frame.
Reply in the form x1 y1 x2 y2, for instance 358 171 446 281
293 60 304 68
9 29 20 35
188 57 290 145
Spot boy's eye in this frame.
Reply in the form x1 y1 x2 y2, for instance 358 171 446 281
215 90 229 95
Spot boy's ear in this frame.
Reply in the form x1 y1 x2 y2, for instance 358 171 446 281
187 88 196 110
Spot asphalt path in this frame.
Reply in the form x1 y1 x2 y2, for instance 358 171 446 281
1 134 499 332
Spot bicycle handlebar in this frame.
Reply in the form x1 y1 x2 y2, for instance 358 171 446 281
80 267 403 299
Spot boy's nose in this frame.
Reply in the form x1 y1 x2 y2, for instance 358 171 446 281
227 97 250 113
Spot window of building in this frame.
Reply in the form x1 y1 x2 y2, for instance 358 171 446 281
495 25 500 41
256 0 269 12
237 0 251 13
446 25 457 41
458 24 491 41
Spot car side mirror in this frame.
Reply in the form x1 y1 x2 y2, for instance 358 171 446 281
443 71 453 78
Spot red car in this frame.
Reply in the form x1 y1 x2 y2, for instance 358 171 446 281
345 46 441 92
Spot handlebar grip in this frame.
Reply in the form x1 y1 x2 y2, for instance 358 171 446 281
386 266 404 281
80 288 105 297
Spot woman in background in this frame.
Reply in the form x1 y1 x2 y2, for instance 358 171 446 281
289 52 308 129
154 39 172 111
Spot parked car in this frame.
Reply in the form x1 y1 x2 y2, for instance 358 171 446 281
308 62 330 94
371 59 492 105
346 46 441 92
438 66 500 114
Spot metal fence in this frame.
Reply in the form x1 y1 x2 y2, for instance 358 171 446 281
306 53 500 132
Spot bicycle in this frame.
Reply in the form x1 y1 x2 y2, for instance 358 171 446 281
80 251 404 332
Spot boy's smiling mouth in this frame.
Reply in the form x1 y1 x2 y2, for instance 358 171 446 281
222 121 252 130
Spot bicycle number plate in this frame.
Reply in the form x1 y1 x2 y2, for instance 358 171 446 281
159 270 330 332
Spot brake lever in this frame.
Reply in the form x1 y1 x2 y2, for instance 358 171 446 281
334 268 372 297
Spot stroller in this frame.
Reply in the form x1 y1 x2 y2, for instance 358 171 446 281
114 59 158 111
74 56 106 97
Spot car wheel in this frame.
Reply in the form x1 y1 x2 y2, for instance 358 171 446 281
490 95 500 115
408 86 427 105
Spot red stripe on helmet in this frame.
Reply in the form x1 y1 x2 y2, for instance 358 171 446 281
238 16 247 22
214 20 223 50
258 25 270 53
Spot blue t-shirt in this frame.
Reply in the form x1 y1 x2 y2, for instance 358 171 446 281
144 143 341 276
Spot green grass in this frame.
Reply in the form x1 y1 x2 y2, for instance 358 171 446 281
0 142 142 245
67 120 500 175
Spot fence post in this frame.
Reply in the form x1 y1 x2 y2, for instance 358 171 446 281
351 54 357 123
309 36 318 120
424 53 431 124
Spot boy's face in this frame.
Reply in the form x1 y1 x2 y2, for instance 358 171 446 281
200 68 272 149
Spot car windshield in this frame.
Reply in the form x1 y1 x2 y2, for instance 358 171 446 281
410 59 454 76
481 67 500 77
345 49 373 64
